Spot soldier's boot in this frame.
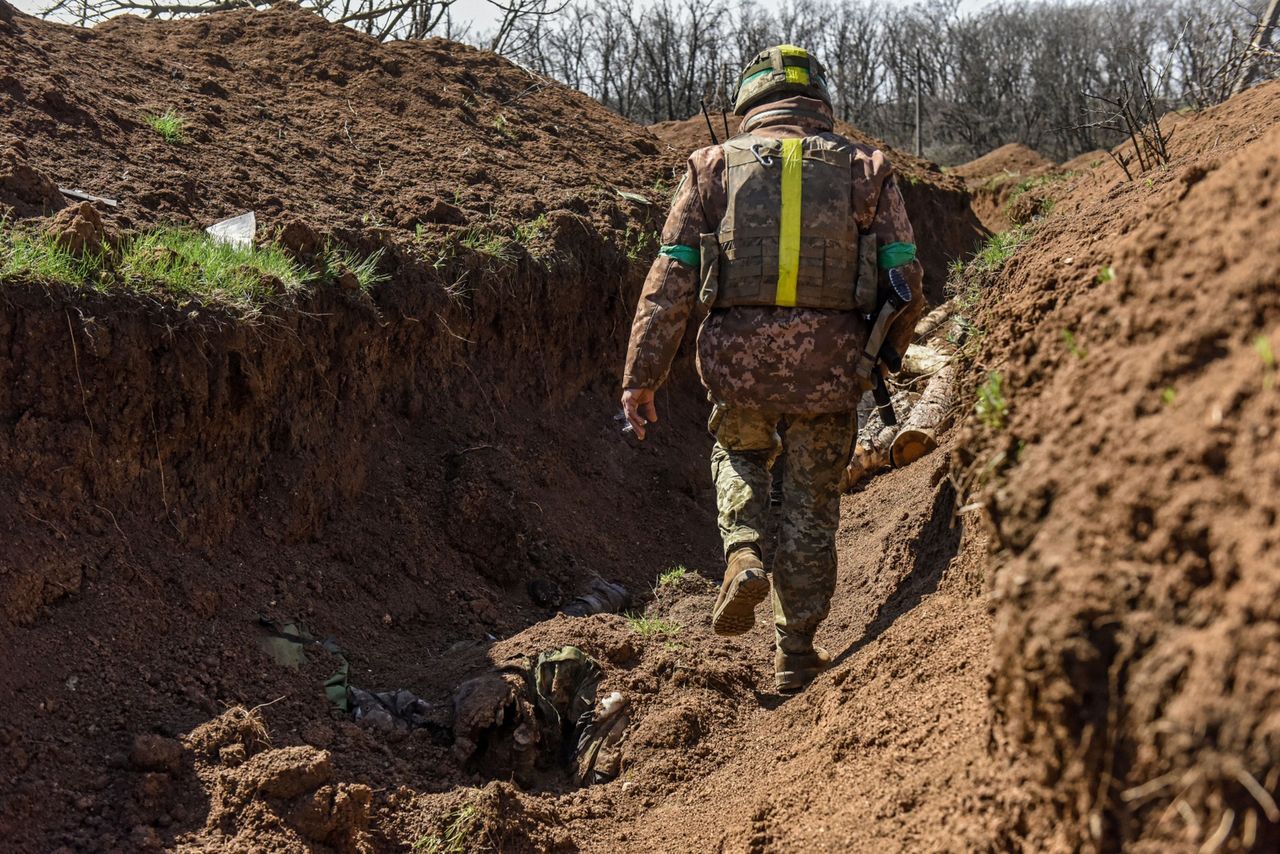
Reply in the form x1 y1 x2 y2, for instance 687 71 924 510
774 645 832 693
711 547 770 636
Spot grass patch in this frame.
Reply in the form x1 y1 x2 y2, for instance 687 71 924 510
117 228 308 303
626 613 682 637
1161 386 1177 406
512 213 549 246
460 227 516 264
1003 172 1072 218
975 371 1007 430
0 222 103 284
949 224 1038 317
145 109 188 144
1096 265 1115 284
2 221 385 310
623 225 658 262
970 225 1035 274
491 113 514 140
317 244 387 291
414 803 480 854
656 565 688 588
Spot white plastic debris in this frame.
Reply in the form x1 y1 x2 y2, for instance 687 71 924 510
599 691 625 717
205 211 256 249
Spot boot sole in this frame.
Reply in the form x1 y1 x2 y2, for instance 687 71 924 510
775 670 818 693
711 568 770 636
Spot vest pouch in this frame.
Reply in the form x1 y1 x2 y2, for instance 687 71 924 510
855 232 878 314
698 232 721 308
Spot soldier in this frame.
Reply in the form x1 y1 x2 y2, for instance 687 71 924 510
620 45 925 693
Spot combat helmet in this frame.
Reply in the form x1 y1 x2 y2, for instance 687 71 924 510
732 44 832 115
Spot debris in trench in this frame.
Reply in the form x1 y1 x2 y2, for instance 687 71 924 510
349 687 435 734
452 645 627 787
58 187 119 208
844 308 967 488
559 578 628 617
257 616 351 711
206 210 257 249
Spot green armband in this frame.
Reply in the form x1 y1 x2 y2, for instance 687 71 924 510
659 244 700 267
878 242 917 269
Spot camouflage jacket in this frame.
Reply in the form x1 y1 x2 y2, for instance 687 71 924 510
623 96 925 413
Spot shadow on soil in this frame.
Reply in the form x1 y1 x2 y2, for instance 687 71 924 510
832 478 960 670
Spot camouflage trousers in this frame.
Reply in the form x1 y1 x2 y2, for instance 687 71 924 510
709 405 856 654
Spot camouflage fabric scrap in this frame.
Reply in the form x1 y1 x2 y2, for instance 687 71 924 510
711 406 855 652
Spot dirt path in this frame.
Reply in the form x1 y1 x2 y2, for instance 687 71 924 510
595 458 1012 853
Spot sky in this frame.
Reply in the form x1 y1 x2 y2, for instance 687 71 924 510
12 0 1001 33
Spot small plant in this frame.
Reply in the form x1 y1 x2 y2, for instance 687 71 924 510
512 213 549 246
1096 265 1115 284
491 113 514 139
1003 173 1071 221
415 803 480 854
0 221 104 284
318 245 387 291
626 613 682 637
1256 334 1276 390
975 371 1007 430
622 226 658 263
460 228 516 264
1061 329 1086 359
1160 387 1177 406
657 566 688 587
144 109 187 144
118 227 310 305
971 225 1034 273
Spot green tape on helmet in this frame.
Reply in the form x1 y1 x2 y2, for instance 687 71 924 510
733 44 832 115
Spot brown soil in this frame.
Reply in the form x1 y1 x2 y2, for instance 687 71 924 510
647 111 989 304
4 3 1279 853
956 77 1280 852
950 143 1057 232
951 142 1056 184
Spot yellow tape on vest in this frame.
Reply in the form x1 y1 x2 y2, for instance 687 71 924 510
776 138 804 307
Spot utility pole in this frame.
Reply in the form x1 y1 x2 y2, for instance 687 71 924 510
913 48 923 157
1233 0 1280 95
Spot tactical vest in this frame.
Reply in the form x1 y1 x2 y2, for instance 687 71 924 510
699 133 878 313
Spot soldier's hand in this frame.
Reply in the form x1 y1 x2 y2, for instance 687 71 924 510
621 387 658 440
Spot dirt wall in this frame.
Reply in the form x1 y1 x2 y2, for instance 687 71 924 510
958 80 1280 852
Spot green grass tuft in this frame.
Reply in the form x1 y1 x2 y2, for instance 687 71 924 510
1096 265 1116 284
491 113 514 140
626 613 682 637
657 566 688 587
414 803 480 854
1256 335 1276 390
317 244 388 291
117 228 308 303
1061 329 1086 359
460 228 516 264
145 109 188 144
2 221 385 311
512 214 549 246
1160 387 1177 406
975 371 1007 430
0 222 103 284
1003 172 1072 218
